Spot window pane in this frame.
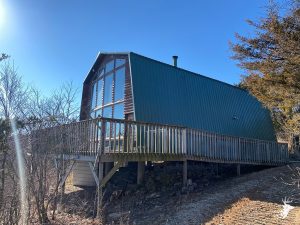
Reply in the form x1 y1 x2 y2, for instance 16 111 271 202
105 60 114 73
91 83 97 109
103 106 112 118
90 111 95 119
114 103 124 119
114 67 125 101
104 73 113 104
103 106 112 138
95 109 102 118
105 123 111 139
97 79 103 107
116 59 125 68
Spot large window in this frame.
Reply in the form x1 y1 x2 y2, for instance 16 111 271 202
105 60 114 73
114 103 124 119
104 73 113 105
103 106 112 118
114 67 125 102
116 59 125 68
91 84 97 109
97 78 103 106
96 109 102 118
90 57 126 119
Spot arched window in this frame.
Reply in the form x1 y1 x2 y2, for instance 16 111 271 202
90 57 126 119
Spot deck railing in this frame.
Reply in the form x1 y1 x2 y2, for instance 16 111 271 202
31 117 289 164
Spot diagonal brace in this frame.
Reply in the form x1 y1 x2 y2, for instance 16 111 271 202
88 162 100 186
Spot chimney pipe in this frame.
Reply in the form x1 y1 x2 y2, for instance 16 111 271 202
173 55 178 67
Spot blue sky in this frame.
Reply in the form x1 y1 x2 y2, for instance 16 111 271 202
0 0 275 97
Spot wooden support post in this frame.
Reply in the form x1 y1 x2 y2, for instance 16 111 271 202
97 162 104 218
237 164 241 176
97 119 106 219
183 160 187 186
124 122 128 153
98 162 104 182
104 162 114 176
137 161 145 185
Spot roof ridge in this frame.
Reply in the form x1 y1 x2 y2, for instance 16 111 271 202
129 52 247 93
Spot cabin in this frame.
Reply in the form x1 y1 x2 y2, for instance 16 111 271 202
33 52 289 191
81 52 276 140
66 52 286 186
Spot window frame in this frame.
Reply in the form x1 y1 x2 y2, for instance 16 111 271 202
90 57 127 119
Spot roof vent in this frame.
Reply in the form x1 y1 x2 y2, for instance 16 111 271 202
172 56 178 67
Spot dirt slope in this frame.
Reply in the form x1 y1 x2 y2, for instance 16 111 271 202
165 164 300 225
51 163 300 225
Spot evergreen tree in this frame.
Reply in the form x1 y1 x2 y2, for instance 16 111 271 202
231 1 300 134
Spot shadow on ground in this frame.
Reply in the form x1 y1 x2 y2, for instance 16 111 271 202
58 161 298 225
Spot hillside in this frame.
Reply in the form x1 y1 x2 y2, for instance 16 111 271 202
166 163 300 225
51 163 300 225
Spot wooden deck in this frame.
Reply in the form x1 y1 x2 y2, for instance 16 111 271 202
31 117 289 166
30 117 290 217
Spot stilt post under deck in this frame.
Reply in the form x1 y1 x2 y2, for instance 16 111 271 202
237 164 241 176
97 162 104 218
183 160 187 186
137 161 145 185
97 119 106 219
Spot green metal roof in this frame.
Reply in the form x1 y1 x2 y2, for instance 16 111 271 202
129 52 276 141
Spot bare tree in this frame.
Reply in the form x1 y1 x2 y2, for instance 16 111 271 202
0 58 80 224
23 81 80 224
43 81 80 125
0 60 29 225
0 61 28 119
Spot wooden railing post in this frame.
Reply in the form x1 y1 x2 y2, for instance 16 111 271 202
237 164 241 176
182 129 187 155
238 138 241 162
32 117 289 168
124 121 128 153
96 162 104 219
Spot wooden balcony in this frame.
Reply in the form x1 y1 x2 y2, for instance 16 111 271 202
31 117 289 166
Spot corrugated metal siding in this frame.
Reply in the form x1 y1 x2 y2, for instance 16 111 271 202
129 52 276 141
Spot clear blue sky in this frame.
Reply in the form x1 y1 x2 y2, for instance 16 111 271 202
0 0 276 97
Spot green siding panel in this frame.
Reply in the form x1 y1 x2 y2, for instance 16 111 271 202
129 52 276 141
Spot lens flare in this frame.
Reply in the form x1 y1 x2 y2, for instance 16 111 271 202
0 85 28 224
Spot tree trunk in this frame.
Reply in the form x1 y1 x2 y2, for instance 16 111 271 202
0 148 7 210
